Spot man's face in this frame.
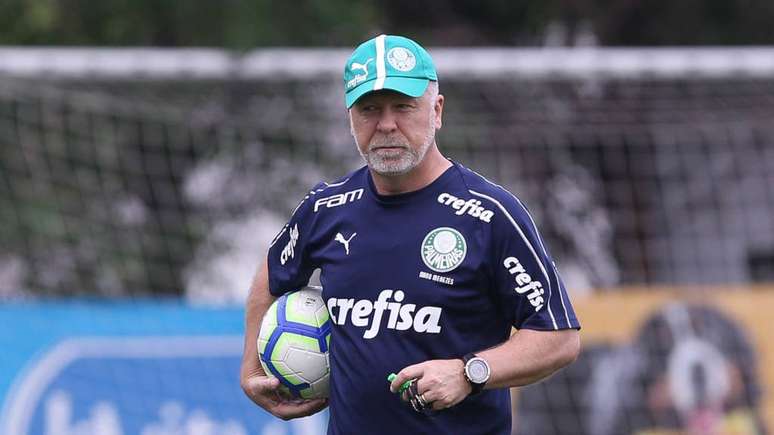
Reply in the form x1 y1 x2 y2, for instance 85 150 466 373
349 86 443 176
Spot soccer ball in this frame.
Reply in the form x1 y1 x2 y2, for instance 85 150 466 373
258 286 331 399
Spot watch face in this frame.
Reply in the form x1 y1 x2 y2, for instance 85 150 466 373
466 358 490 383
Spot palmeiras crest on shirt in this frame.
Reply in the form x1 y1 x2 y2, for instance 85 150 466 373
421 227 467 273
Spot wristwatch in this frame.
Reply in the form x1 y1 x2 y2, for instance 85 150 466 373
462 353 490 395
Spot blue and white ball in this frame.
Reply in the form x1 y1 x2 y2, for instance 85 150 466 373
258 286 331 399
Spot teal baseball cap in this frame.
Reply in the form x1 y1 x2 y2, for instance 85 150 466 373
344 34 438 108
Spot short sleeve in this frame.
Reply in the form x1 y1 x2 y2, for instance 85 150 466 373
266 182 326 297
483 192 581 331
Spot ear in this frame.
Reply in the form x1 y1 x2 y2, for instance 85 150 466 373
434 94 444 129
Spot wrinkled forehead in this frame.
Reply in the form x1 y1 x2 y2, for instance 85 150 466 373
352 89 423 107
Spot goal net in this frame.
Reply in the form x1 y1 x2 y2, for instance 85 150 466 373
2 47 773 300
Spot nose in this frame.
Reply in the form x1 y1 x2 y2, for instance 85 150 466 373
376 108 398 134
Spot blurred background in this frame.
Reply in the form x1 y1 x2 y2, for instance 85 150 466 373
1 1 773 434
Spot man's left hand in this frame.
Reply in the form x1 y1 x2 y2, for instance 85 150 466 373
389 358 473 411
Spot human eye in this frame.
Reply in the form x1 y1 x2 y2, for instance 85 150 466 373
357 104 378 114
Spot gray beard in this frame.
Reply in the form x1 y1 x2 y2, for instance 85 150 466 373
361 130 435 176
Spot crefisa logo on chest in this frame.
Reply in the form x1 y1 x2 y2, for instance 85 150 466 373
437 193 494 223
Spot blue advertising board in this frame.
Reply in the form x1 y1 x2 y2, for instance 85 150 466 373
0 301 327 435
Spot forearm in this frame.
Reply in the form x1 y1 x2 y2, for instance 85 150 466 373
241 259 276 381
478 328 580 389
241 258 328 418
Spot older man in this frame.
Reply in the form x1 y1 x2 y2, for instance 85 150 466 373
241 34 581 434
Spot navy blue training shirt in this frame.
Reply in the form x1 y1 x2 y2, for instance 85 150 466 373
267 161 581 435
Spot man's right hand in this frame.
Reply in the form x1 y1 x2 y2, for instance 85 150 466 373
241 373 328 421
241 260 327 420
